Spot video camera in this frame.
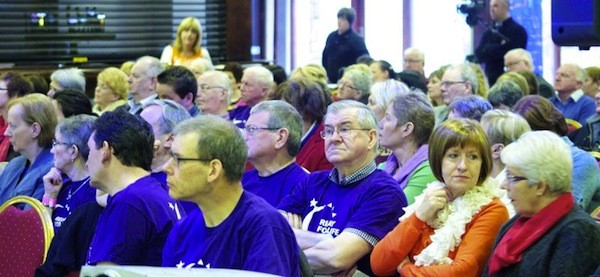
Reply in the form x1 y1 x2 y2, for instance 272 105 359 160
457 0 485 26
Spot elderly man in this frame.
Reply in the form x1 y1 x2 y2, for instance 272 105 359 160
550 63 596 126
322 7 369 83
161 115 300 276
86 111 180 266
156 66 200 116
403 47 425 76
278 100 407 276
435 64 479 124
475 0 527 85
128 56 165 115
241 100 308 207
503 48 554 98
196 71 232 119
229 66 274 128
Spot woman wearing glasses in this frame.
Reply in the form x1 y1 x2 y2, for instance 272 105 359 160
0 94 56 206
42 115 97 230
371 119 508 276
484 131 600 276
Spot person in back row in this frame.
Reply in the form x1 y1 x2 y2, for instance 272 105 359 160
162 115 300 276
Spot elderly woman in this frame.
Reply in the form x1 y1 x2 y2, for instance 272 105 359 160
370 60 397 83
42 115 96 230
0 93 57 205
367 79 409 120
379 92 436 204
160 17 213 68
513 95 600 213
484 131 600 276
281 78 333 172
371 119 509 276
448 95 493 121
92 67 129 115
337 67 371 104
48 68 86 98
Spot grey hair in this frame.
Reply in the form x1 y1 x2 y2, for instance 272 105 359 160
501 130 572 194
504 48 533 67
174 115 247 182
251 100 303 156
143 99 191 135
370 79 409 109
50 68 86 94
200 71 233 104
404 47 425 62
326 100 379 133
342 68 372 97
391 92 435 147
244 66 275 88
136 56 164 78
488 80 523 109
450 64 479 95
563 63 588 82
56 114 97 161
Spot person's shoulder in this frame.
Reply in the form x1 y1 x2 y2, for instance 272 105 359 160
239 192 289 224
365 169 400 187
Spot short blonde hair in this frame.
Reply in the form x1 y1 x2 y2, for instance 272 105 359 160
7 93 57 148
480 109 530 146
291 64 328 84
173 17 202 54
98 67 129 100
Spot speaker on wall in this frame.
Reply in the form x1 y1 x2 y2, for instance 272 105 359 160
552 0 600 49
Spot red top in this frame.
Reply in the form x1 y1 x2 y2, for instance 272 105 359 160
0 116 11 162
371 198 508 277
295 123 333 172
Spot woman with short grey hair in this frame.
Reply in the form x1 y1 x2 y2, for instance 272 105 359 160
48 68 86 98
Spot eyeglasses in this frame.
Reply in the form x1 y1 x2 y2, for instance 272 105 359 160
198 84 226 91
337 81 357 90
506 174 528 184
168 151 212 166
504 60 524 70
243 125 281 136
440 81 467 88
52 139 71 148
403 59 422 64
320 126 371 139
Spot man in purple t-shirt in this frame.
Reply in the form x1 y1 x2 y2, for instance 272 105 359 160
85 111 180 266
278 100 408 276
229 66 274 128
242 100 308 207
162 115 300 276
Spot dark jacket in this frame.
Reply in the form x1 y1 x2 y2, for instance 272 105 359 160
483 205 600 277
322 29 369 83
475 17 528 85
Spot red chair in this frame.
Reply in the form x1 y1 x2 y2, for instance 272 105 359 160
0 196 54 276
566 118 582 135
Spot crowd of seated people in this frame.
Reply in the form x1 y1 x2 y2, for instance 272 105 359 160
0 16 599 277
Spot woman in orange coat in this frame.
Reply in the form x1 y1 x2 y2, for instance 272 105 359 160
371 119 509 276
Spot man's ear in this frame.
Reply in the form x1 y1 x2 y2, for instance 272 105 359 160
491 143 505 159
367 129 378 150
274 128 289 150
184 92 194 106
163 134 174 149
206 159 222 183
101 141 112 164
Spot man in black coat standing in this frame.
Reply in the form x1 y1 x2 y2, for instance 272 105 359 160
322 7 369 83
475 0 527 86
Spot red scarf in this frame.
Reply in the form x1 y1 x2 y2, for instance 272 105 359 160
0 116 10 162
488 193 574 275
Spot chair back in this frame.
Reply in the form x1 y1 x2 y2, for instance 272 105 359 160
565 118 582 135
0 196 54 276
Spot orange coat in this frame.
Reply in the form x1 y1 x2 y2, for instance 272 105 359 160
371 198 508 277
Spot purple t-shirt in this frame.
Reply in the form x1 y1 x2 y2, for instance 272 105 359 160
53 176 96 230
242 162 308 207
162 191 300 276
87 175 180 266
228 105 251 129
277 169 407 241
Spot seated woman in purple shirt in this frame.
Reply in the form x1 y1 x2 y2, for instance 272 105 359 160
42 115 97 230
379 92 437 204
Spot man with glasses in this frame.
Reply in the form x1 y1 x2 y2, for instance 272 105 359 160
196 71 232 120
127 56 165 115
403 47 425 76
86 111 180 266
241 100 308 207
435 64 479 124
503 48 554 98
161 115 300 276
278 100 407 276
156 66 200 117
229 66 274 128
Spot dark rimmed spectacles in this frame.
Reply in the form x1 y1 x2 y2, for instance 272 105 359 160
169 151 212 166
320 126 371 139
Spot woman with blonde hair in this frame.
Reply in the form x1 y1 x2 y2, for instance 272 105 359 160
160 17 213 68
92 67 128 115
372 118 508 276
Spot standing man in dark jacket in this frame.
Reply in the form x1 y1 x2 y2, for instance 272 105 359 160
475 0 527 86
322 7 369 83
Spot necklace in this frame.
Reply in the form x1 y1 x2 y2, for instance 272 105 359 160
67 176 91 201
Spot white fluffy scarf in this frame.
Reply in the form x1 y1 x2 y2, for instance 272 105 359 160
399 178 500 266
